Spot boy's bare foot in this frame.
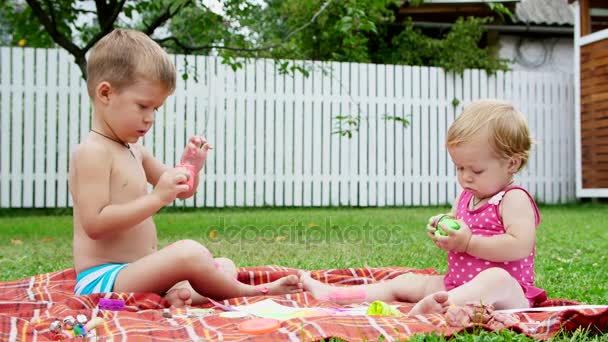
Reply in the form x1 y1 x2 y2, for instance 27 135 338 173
409 291 451 316
164 287 193 308
264 274 303 295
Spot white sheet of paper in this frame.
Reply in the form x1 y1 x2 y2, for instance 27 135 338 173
223 299 370 320
230 299 329 320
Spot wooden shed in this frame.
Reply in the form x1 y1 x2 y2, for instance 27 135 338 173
573 0 608 197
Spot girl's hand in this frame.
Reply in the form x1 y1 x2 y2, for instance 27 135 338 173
426 221 438 240
180 136 213 172
434 219 472 253
153 168 191 205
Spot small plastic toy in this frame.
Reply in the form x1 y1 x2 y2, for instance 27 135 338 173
76 315 88 325
49 320 63 334
176 163 196 191
237 318 281 335
62 316 75 330
366 300 403 317
72 324 86 337
50 314 102 340
99 298 126 311
429 214 460 237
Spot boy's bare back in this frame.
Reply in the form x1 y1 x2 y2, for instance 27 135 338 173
70 139 157 273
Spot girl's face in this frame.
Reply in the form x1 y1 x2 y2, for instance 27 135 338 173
448 133 521 200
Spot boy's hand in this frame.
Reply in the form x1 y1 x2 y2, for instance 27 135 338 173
180 136 213 172
153 168 191 205
432 219 472 253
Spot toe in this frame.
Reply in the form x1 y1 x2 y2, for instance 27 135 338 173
178 288 192 301
434 291 450 304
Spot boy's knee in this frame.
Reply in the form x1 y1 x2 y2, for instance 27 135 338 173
215 257 235 268
173 239 213 264
214 257 237 277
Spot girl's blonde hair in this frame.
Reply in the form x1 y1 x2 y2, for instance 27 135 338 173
86 29 176 97
446 99 532 171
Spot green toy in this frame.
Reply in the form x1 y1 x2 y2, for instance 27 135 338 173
429 214 460 237
366 300 403 317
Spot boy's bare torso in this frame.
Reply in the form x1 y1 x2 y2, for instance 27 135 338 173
70 139 157 273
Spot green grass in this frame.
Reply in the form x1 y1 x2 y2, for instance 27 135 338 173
1 204 607 341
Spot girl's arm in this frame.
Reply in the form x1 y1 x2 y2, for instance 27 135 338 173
465 189 537 262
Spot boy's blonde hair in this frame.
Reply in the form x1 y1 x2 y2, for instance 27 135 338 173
447 99 532 171
86 29 176 97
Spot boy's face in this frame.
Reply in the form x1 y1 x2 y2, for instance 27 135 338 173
448 134 520 200
98 79 171 143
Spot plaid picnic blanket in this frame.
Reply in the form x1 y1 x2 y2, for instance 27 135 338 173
0 266 606 341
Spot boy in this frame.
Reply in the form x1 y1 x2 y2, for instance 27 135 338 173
69 29 301 307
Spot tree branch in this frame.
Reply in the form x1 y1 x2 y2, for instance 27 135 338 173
43 0 56 24
157 0 334 54
94 0 109 29
143 0 193 36
25 0 82 57
71 7 98 15
25 0 89 78
83 0 127 52
260 0 333 51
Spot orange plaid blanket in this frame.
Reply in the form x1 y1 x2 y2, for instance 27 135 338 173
1 267 606 341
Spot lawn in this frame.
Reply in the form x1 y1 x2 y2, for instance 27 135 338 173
1 204 607 340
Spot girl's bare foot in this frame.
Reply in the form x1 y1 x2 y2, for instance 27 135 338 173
409 291 451 316
299 270 334 297
164 287 193 308
264 274 303 295
299 271 366 304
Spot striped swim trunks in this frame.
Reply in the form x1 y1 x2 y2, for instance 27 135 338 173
75 263 128 295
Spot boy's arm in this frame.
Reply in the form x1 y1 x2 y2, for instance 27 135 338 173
464 189 537 262
72 144 166 240
140 145 199 199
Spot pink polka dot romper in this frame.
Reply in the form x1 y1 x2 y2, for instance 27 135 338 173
443 185 547 306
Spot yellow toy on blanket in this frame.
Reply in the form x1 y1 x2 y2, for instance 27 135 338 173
366 300 404 317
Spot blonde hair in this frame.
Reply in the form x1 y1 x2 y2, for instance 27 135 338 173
86 29 176 97
446 99 532 171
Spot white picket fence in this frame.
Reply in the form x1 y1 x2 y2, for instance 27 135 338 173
0 47 575 208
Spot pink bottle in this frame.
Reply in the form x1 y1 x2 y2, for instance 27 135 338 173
176 139 209 191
